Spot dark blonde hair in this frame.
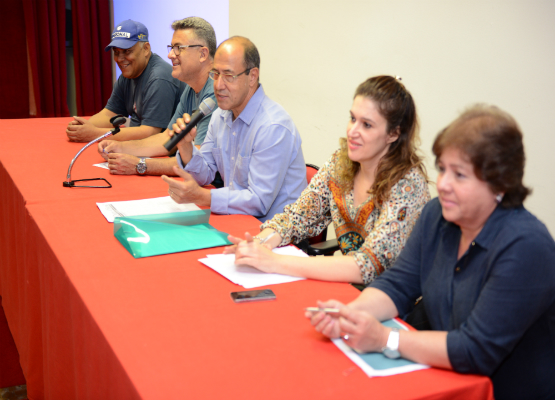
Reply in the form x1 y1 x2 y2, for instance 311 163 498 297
432 104 530 207
336 76 426 205
171 17 217 58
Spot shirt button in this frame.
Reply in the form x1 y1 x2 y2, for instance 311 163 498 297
232 157 235 161
471 241 475 246
233 132 236 136
455 267 461 272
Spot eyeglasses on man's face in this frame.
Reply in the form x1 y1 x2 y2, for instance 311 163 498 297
209 68 252 84
167 44 203 56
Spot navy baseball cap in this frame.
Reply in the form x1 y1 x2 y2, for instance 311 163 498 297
105 20 149 52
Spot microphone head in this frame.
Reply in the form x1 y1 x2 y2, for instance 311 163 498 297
110 114 127 128
198 98 217 115
111 116 127 128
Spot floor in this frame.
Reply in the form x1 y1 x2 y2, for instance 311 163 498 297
0 386 27 400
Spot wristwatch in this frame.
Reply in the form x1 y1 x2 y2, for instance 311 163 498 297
136 157 147 175
382 327 401 359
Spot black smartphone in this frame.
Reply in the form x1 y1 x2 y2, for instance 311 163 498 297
230 289 276 303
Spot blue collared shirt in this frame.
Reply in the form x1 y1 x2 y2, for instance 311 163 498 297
177 85 306 221
371 198 555 400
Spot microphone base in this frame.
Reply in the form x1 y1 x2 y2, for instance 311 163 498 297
63 178 112 188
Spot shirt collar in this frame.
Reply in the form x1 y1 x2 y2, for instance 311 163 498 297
201 75 213 94
472 205 517 249
440 204 517 250
221 84 265 126
133 52 154 81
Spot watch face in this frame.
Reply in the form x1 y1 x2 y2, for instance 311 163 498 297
136 160 147 175
382 327 401 359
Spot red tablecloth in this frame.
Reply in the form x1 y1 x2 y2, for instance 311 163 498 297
0 118 494 399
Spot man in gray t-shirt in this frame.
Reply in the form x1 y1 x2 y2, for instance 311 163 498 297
66 19 185 143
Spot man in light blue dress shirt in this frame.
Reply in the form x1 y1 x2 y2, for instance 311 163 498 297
163 36 307 222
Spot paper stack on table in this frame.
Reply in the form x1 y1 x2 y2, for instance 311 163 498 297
199 245 307 288
97 196 200 223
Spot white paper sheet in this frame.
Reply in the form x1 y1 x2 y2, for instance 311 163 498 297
199 245 307 288
94 162 109 169
94 157 150 170
97 196 201 223
332 319 429 377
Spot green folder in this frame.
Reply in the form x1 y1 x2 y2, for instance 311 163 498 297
113 209 232 258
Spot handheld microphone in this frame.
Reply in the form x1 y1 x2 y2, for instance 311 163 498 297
164 98 217 151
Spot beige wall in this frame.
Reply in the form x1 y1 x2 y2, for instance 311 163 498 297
230 0 555 234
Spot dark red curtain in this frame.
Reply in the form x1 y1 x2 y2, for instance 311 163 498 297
0 0 30 119
71 0 112 116
23 0 70 118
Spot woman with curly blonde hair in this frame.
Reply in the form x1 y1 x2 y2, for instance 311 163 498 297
225 76 430 285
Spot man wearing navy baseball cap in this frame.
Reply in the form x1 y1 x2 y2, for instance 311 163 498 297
66 19 186 143
97 17 219 180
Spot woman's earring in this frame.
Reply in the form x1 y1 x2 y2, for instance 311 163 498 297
496 194 503 204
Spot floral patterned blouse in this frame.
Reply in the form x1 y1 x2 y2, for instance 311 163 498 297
261 150 431 285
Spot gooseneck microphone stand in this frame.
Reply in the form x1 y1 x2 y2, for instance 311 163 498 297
63 115 127 188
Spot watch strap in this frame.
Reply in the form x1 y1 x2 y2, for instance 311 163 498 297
382 327 401 359
386 327 400 349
